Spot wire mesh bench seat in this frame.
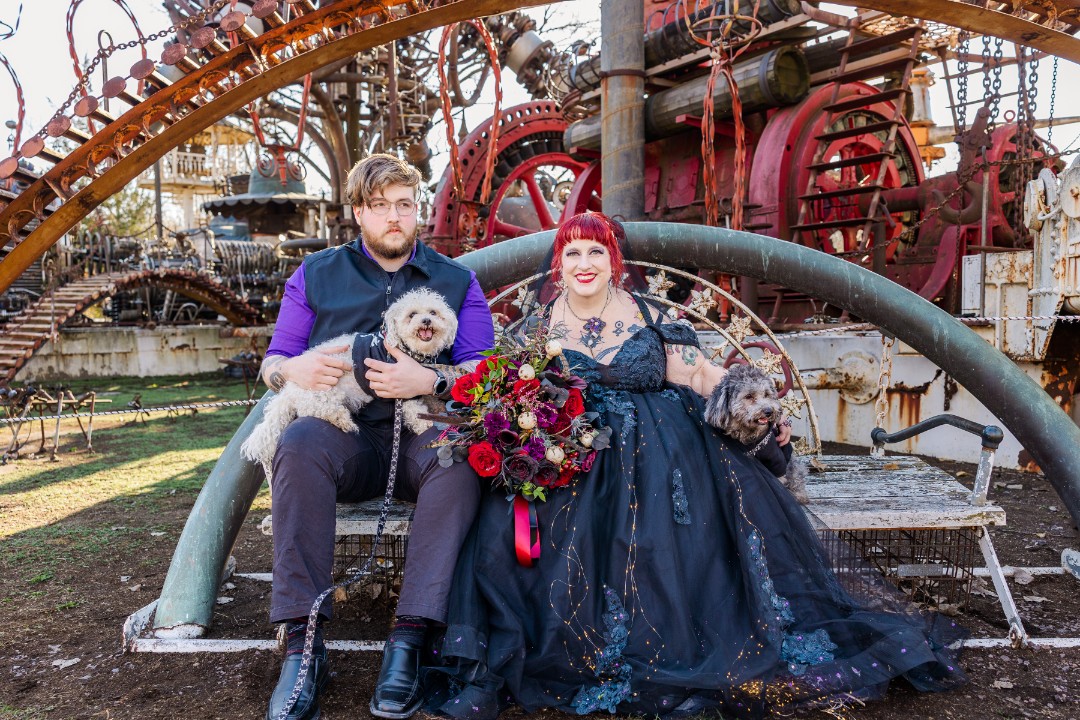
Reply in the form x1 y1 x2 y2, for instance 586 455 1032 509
281 451 1024 645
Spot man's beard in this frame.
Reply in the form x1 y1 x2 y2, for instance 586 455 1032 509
361 223 417 261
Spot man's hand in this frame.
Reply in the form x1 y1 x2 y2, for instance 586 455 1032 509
365 344 437 399
265 345 351 391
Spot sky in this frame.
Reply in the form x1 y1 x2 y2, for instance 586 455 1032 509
2 1 1079 201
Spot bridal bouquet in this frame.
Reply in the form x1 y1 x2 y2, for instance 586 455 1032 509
432 330 611 503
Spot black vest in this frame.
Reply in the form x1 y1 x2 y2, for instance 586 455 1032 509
302 238 472 366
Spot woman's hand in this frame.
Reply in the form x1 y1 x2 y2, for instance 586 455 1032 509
364 344 438 399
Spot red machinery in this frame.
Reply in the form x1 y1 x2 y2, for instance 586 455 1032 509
424 8 1054 324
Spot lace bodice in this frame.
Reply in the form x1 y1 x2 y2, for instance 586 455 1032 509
562 320 699 393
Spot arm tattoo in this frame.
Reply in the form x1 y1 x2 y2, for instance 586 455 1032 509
680 345 699 365
267 371 286 392
260 356 286 390
430 360 480 397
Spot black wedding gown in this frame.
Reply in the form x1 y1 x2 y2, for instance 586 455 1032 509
423 319 966 718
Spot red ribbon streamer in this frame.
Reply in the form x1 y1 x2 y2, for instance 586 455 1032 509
513 495 540 567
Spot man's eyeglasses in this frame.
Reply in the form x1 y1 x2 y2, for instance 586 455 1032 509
367 199 417 216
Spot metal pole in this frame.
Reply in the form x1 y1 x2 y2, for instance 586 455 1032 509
154 160 164 244
600 0 645 221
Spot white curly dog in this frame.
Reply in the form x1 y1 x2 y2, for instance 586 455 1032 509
241 287 458 482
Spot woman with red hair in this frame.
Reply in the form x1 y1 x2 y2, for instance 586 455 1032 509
427 211 967 719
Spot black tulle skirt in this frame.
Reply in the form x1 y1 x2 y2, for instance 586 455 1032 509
422 383 966 718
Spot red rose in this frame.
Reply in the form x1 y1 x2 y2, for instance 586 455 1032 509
452 373 481 404
477 356 501 375
581 450 597 472
467 441 503 477
552 411 572 434
513 378 540 396
564 388 586 418
553 463 576 487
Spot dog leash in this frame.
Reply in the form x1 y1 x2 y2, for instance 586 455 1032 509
275 398 406 720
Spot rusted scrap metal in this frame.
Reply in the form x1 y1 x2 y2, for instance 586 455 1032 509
0 268 259 385
564 46 810 152
0 0 550 294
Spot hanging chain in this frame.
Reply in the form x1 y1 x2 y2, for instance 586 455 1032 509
874 336 895 431
1047 57 1059 146
955 30 969 134
35 0 232 141
990 37 1004 122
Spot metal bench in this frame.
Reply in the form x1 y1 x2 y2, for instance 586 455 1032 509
307 443 1026 646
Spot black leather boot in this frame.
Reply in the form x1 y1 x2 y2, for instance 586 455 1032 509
369 636 424 719
266 645 330 720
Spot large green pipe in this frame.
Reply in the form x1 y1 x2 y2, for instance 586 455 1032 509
152 400 267 633
152 223 1080 633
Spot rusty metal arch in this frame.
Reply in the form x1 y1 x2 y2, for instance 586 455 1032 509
828 1 1080 64
0 268 259 384
0 0 549 294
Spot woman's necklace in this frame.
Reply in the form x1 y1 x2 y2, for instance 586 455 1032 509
564 286 612 355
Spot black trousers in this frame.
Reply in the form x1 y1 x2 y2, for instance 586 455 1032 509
269 416 480 623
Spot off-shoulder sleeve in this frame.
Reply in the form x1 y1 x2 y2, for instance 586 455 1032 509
655 320 701 347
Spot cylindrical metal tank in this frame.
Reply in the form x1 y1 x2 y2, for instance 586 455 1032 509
563 46 809 152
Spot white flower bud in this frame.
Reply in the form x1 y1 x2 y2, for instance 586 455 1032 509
579 431 594 448
517 364 536 380
545 340 563 358
517 411 537 430
545 445 565 464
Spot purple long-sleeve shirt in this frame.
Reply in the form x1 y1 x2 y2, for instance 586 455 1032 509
266 245 492 364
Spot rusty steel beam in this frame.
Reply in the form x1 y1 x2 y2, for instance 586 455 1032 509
0 0 556 295
828 1 1080 64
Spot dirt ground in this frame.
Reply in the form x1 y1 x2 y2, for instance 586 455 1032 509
3 428 1080 719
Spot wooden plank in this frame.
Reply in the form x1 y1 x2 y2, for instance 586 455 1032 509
334 499 414 536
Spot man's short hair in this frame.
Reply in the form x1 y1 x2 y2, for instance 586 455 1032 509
345 153 422 207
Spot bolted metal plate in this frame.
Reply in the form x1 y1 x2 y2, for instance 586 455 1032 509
1059 166 1080 218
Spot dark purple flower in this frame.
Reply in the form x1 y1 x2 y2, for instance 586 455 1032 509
503 451 539 484
496 428 521 448
524 435 546 461
483 411 510 436
534 404 558 429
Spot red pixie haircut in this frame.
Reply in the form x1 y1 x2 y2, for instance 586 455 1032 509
551 212 625 287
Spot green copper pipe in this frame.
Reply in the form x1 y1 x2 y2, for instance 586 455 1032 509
152 398 267 634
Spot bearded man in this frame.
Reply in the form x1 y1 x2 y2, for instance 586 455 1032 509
258 154 493 720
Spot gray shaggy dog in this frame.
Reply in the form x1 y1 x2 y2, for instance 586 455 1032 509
241 287 457 483
704 363 808 504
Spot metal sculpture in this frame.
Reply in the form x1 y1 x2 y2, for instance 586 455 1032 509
0 0 551 294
